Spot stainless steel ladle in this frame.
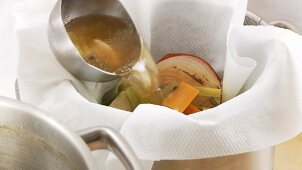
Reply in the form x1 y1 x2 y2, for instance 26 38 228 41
48 0 141 82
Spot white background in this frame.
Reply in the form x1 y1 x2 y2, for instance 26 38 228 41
0 0 301 99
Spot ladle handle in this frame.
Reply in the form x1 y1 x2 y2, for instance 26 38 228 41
79 127 142 170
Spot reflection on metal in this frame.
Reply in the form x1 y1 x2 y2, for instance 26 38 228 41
79 127 143 170
0 96 142 170
244 11 268 26
245 11 301 35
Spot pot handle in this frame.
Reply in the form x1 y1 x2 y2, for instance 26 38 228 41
79 127 142 170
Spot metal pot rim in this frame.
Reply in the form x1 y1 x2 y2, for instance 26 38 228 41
0 96 99 170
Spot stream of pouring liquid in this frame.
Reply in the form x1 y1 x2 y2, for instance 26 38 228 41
65 15 162 104
125 43 163 104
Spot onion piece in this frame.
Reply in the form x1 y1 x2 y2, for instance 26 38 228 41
157 53 222 110
157 53 221 88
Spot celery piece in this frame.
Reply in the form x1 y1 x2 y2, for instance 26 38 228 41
195 86 221 98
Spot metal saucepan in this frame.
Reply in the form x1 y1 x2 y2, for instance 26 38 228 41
0 96 142 170
48 0 141 82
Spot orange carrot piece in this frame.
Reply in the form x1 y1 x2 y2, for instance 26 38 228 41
162 82 199 112
184 104 201 115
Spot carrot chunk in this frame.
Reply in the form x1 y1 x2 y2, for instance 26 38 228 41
184 104 200 115
162 82 199 112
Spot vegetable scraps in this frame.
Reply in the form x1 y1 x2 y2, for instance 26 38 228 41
108 53 222 115
162 82 199 112
157 54 222 113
